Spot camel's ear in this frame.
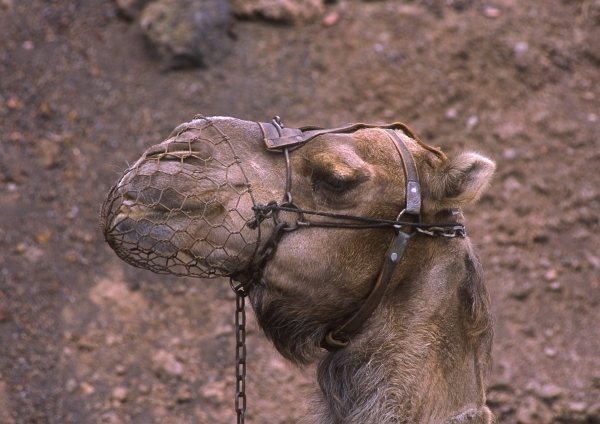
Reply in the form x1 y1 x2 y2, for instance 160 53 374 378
429 152 495 211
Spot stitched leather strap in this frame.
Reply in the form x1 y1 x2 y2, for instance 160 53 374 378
259 121 421 152
322 231 412 349
384 129 421 216
322 129 422 349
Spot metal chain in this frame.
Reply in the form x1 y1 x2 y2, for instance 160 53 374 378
252 203 466 235
415 225 466 238
228 220 291 424
233 283 247 424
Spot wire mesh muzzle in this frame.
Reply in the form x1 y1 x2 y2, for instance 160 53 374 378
100 117 261 279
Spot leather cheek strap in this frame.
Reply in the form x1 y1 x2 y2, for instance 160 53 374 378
322 231 412 350
384 129 421 217
322 129 422 350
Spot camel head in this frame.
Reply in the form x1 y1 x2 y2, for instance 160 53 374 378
101 115 496 422
102 114 494 356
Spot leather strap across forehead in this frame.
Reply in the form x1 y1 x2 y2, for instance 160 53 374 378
258 121 422 152
257 121 423 216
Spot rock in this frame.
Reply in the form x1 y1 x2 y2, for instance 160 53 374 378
536 383 563 401
509 281 533 300
138 383 151 394
515 396 552 424
585 252 600 269
16 243 44 263
588 403 600 420
111 386 129 402
548 118 578 137
199 380 227 404
114 0 151 21
151 350 183 378
544 269 557 281
322 11 339 26
140 0 233 70
583 25 600 64
568 401 588 414
0 0 13 12
80 382 95 395
89 275 148 321
583 0 600 25
486 388 512 406
66 378 78 393
34 137 61 169
176 384 192 402
230 0 324 24
99 411 118 423
0 308 11 324
548 281 562 292
483 6 500 18
35 229 52 244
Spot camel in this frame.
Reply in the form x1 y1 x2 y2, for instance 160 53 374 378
101 115 496 423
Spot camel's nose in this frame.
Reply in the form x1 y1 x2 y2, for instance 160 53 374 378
100 117 260 279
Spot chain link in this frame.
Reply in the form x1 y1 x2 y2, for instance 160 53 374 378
234 285 248 424
252 203 466 234
415 225 466 238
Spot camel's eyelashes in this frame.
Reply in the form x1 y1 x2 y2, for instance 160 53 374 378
312 172 365 193
315 175 348 192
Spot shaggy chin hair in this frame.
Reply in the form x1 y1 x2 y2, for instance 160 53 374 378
249 282 355 365
248 250 493 372
249 284 326 364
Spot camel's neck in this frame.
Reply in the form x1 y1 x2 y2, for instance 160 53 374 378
313 250 493 424
314 314 490 423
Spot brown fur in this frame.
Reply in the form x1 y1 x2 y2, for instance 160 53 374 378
112 117 496 423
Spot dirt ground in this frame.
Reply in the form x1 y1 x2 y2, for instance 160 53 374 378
1 0 600 423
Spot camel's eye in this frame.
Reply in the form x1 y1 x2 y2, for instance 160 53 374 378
305 151 369 199
312 171 364 193
319 175 348 192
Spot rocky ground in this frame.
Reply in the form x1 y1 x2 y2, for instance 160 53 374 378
1 0 599 423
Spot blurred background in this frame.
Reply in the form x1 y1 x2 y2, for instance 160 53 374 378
1 0 599 422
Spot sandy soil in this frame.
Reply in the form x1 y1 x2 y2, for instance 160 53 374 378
1 0 599 422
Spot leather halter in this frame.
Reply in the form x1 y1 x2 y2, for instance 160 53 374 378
238 118 459 351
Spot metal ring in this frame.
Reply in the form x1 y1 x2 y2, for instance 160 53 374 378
324 331 349 349
273 202 304 232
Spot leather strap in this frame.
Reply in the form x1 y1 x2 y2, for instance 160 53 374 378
259 121 421 152
322 129 422 349
257 121 303 150
256 119 425 351
258 121 422 217
384 129 421 216
323 231 411 349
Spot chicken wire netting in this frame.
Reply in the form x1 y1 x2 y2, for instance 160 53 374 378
100 116 261 278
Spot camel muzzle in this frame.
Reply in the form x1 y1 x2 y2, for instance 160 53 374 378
100 115 262 279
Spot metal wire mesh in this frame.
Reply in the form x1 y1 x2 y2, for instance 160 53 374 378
100 116 260 278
